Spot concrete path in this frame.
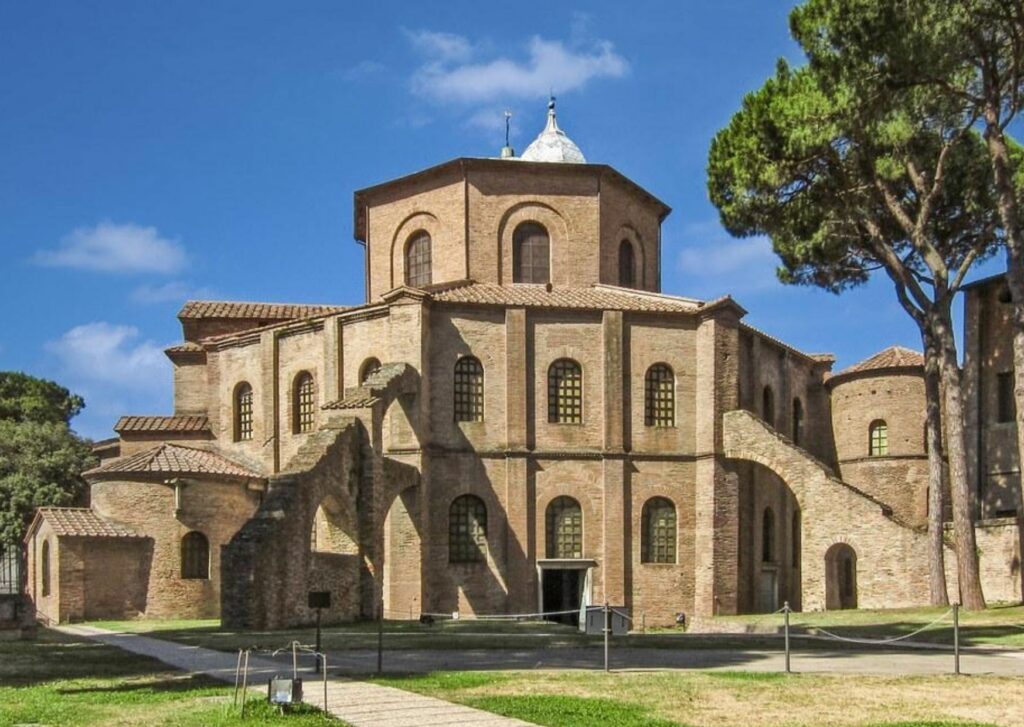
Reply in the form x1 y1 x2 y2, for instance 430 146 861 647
56 624 534 727
326 643 1024 676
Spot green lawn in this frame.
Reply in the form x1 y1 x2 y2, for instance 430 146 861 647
0 628 341 726
370 670 1024 727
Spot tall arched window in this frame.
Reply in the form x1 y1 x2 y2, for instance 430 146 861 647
234 382 253 442
359 357 381 384
548 359 583 424
453 356 484 422
405 231 432 287
762 385 775 428
641 497 677 563
513 222 550 284
644 364 675 427
762 507 775 563
40 540 50 597
293 371 315 434
181 531 210 580
448 495 487 563
792 397 804 445
869 419 889 456
618 240 636 287
546 496 583 558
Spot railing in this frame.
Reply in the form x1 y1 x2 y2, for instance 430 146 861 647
0 544 23 595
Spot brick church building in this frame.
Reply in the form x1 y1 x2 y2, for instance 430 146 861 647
24 101 1024 627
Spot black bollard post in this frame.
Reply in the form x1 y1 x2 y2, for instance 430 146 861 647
603 602 610 673
314 607 323 674
953 602 960 675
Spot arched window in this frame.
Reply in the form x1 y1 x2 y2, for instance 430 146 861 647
869 419 889 456
405 231 432 287
359 357 381 384
762 507 775 563
448 495 487 563
762 385 775 428
792 397 804 445
618 240 636 288
513 222 550 284
644 364 675 427
181 531 210 580
293 371 315 434
453 356 484 422
234 382 253 442
40 540 50 597
641 497 677 563
548 359 583 424
546 496 583 559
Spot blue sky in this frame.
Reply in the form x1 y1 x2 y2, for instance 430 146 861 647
0 1 1006 439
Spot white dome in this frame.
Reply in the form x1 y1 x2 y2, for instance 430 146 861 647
519 99 586 164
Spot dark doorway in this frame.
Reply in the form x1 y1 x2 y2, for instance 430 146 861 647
542 568 583 625
825 542 858 610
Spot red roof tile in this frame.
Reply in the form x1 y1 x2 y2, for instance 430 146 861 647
178 300 346 320
836 346 924 377
35 508 143 539
84 443 261 480
429 281 705 312
114 415 211 434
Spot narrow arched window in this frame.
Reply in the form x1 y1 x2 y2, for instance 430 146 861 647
293 371 315 434
453 356 484 422
181 531 210 580
869 419 889 456
644 364 675 427
619 240 636 287
546 496 583 559
792 397 803 445
513 222 550 284
234 382 253 442
448 495 487 563
405 231 432 287
548 359 582 424
641 497 676 564
40 540 50 597
359 357 381 384
762 507 775 563
762 385 775 428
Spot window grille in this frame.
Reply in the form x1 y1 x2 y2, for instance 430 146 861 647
294 372 315 434
619 240 635 287
644 364 675 427
235 383 253 441
548 359 582 424
0 544 22 595
546 496 583 559
513 222 550 284
181 531 210 579
405 232 432 287
641 497 676 563
869 420 889 456
448 495 487 563
453 356 484 422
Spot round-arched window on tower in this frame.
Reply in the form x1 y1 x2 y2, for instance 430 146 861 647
618 240 636 288
513 222 550 284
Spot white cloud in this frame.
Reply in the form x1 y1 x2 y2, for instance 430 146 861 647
408 31 628 104
34 221 187 274
674 221 783 299
341 59 386 81
46 322 169 390
131 281 218 305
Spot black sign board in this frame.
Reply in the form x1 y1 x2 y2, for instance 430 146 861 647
308 591 331 609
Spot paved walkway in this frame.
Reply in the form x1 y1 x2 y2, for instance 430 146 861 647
56 624 534 727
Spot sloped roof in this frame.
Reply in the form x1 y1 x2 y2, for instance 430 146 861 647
832 345 924 382
33 508 143 539
428 281 708 313
323 392 381 410
84 443 261 481
165 341 205 354
114 415 211 434
178 300 346 320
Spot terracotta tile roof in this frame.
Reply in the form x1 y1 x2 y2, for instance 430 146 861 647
837 345 924 377
165 341 205 354
428 281 705 312
178 300 347 320
323 392 381 410
36 508 143 539
84 443 261 480
114 415 211 434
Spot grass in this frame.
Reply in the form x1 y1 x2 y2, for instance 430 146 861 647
370 670 1024 727
0 628 342 726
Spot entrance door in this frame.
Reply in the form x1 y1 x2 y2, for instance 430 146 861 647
542 569 583 625
758 569 778 612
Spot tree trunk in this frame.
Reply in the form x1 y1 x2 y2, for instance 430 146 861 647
932 312 986 609
982 121 1024 519
922 329 949 606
